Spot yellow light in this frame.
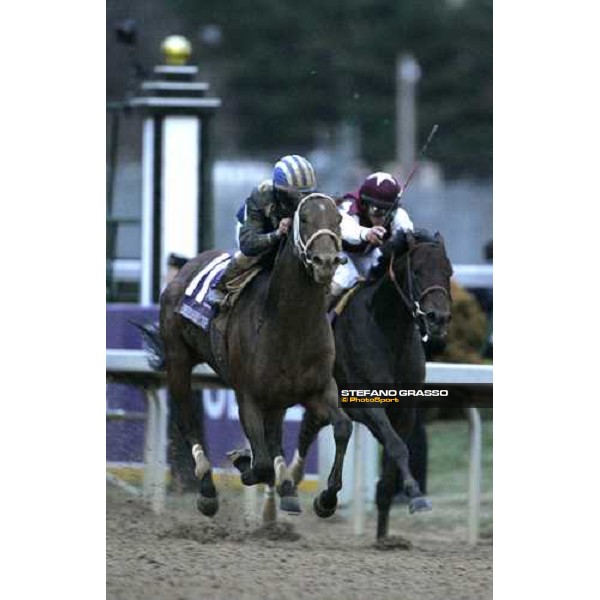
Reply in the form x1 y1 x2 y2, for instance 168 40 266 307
161 35 192 66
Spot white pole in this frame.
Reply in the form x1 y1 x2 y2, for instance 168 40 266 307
152 387 169 514
140 118 155 306
142 388 157 501
396 53 421 175
466 407 482 545
352 424 366 535
142 387 169 514
161 116 201 285
318 426 335 493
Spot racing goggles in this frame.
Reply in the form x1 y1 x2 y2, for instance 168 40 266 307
366 204 388 218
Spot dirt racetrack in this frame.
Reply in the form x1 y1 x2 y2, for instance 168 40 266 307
107 482 492 600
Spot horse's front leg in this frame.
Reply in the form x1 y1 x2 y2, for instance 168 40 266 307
233 394 275 486
305 380 353 518
289 408 330 486
262 409 301 516
166 355 218 517
350 405 432 514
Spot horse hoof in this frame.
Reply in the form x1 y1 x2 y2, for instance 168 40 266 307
408 496 432 514
280 495 302 514
226 449 252 473
313 495 336 519
197 495 219 517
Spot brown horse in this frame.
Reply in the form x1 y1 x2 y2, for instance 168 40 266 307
159 193 352 518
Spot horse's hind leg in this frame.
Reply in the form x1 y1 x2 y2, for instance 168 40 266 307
307 380 353 518
376 451 399 539
166 354 218 517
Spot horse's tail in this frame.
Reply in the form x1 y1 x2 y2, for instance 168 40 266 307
128 320 166 371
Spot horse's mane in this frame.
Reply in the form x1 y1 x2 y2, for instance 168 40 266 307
366 228 438 283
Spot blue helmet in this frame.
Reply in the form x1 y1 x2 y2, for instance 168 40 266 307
273 155 317 193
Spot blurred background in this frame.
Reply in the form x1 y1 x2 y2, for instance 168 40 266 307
107 0 492 306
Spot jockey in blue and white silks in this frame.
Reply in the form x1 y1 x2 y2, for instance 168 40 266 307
210 154 318 308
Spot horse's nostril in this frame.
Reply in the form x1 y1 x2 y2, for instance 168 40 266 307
426 311 451 326
438 314 451 326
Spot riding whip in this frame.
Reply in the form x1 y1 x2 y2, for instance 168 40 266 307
364 124 439 252
382 123 439 229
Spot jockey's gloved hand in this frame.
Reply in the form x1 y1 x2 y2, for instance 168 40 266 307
364 225 387 246
277 217 292 236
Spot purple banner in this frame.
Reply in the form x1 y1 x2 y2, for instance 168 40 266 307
107 305 158 462
107 305 318 474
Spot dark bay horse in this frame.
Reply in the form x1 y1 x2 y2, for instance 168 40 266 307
288 229 453 538
160 193 352 518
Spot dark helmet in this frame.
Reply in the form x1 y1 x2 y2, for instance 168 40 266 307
358 172 401 209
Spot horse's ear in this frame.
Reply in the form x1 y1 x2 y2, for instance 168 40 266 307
406 229 416 250
434 231 445 249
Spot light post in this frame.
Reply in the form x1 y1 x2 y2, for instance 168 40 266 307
130 35 221 305
396 53 421 178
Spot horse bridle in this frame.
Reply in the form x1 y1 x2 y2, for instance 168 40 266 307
292 193 342 270
388 243 450 341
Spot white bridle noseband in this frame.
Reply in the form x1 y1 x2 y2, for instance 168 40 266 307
292 193 342 266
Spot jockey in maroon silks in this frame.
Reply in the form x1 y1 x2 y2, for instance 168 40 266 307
330 171 414 301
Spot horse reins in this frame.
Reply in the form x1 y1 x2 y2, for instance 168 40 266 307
293 193 342 269
387 243 450 341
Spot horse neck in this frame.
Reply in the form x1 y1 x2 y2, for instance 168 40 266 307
370 266 415 349
264 237 326 330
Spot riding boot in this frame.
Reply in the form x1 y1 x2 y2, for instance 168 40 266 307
206 255 243 309
208 253 265 310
